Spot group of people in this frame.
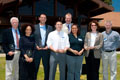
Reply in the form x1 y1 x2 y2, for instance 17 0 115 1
2 13 120 80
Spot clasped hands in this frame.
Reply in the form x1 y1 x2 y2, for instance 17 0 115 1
36 46 48 50
72 49 84 56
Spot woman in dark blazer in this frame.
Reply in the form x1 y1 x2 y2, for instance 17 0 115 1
84 21 103 80
66 24 84 80
19 23 35 80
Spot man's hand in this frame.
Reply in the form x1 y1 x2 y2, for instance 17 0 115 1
8 51 14 56
36 46 43 50
58 49 65 53
42 46 48 50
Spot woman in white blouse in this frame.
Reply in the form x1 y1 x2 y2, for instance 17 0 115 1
84 21 103 80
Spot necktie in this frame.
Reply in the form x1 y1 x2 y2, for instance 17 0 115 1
15 30 19 49
67 24 70 33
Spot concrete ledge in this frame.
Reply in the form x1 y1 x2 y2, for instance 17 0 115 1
0 53 5 57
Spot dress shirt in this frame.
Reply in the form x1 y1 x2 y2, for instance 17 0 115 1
66 23 72 33
47 30 70 50
12 28 20 49
102 30 120 51
90 32 97 47
39 24 46 46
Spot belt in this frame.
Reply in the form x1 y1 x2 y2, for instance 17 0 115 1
15 49 20 51
104 50 115 52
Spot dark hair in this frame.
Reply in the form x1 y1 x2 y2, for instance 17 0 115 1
55 21 62 25
21 23 35 36
88 20 100 32
39 13 47 17
71 24 80 35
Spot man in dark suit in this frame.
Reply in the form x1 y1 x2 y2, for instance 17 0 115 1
2 17 21 80
34 14 53 80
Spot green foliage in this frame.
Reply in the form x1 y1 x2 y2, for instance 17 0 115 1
102 0 112 5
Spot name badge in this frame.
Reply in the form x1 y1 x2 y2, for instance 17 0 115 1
78 38 83 41
104 38 107 42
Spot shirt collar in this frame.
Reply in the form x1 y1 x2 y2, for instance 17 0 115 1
12 28 18 32
39 24 45 28
105 30 112 35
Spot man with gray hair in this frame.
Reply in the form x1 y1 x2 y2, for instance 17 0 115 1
2 17 21 80
102 20 120 80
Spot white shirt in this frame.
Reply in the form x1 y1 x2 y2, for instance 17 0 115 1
12 28 20 49
90 32 97 47
47 30 70 50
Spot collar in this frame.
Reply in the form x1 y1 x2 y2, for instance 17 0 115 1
39 24 46 28
105 30 112 35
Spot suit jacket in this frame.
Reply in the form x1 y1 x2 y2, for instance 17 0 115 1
62 23 73 34
34 24 53 48
2 28 21 60
84 32 103 58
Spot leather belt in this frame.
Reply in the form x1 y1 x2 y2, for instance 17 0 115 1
104 50 115 52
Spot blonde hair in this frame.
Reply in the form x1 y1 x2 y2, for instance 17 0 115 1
65 13 72 18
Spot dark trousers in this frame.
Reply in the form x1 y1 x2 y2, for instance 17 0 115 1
85 50 100 80
34 50 50 80
19 57 35 80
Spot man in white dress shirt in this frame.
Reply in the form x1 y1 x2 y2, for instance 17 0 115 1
62 13 73 34
47 21 70 80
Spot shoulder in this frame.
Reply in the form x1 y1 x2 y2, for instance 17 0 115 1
112 30 119 35
85 32 90 36
34 24 39 28
48 31 55 36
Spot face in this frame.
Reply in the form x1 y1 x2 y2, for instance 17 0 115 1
71 25 78 34
39 14 47 24
55 22 63 31
91 23 97 32
11 19 19 29
65 15 72 24
25 26 32 36
105 22 112 30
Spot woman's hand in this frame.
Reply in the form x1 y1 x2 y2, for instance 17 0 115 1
78 49 84 56
72 50 79 55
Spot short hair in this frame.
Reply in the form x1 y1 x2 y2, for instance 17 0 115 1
39 13 47 17
65 13 72 18
88 20 100 32
55 21 62 25
10 17 19 23
21 23 35 36
71 24 80 35
105 20 112 25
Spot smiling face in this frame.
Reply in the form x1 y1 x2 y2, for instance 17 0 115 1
91 22 97 32
55 21 63 31
39 14 47 25
71 25 78 35
11 19 19 29
25 26 32 36
65 14 72 24
105 22 112 30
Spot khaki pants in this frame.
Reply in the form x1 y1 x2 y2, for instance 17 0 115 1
6 51 20 80
102 51 117 80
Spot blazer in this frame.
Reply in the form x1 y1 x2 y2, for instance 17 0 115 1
84 32 103 58
34 24 53 48
62 23 73 34
2 28 21 60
